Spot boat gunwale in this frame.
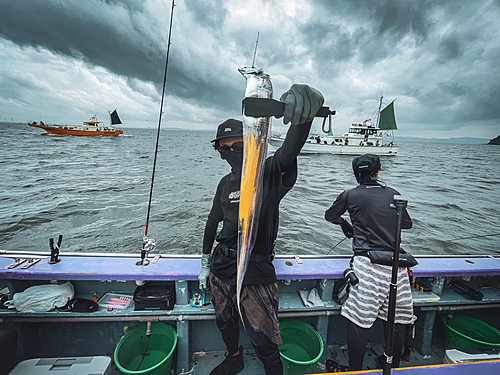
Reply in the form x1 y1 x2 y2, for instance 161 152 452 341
0 250 498 260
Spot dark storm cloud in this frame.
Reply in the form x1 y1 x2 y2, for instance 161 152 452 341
374 0 430 40
438 37 462 61
185 0 228 30
0 0 499 136
0 0 242 113
0 1 161 82
293 0 436 79
306 0 500 134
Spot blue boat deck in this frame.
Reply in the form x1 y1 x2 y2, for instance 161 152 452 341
2 253 500 281
1 252 500 374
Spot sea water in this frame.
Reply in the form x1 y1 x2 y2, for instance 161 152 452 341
1 123 499 256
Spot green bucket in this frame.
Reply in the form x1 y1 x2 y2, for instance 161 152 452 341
442 315 500 349
114 322 177 375
279 320 324 375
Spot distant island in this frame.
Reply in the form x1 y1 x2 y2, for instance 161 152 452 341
488 135 500 145
395 136 489 144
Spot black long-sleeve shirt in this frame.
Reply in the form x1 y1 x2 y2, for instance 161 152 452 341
203 121 312 284
325 181 412 255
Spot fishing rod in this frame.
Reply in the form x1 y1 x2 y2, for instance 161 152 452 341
410 232 500 254
327 232 500 257
251 32 259 68
138 0 175 266
445 232 500 242
326 237 348 255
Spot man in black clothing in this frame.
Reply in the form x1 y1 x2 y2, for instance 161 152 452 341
199 84 324 375
325 154 413 371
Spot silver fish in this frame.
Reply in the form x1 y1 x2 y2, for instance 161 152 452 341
236 67 273 318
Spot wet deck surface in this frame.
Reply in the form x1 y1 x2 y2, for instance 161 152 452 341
186 340 446 375
190 349 265 375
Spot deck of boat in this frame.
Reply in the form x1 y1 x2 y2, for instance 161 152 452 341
1 252 500 374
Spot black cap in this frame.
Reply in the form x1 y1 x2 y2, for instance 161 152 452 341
352 154 381 175
211 119 243 143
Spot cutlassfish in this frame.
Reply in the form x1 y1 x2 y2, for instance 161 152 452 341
236 67 272 318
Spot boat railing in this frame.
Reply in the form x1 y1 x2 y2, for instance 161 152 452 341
1 253 500 373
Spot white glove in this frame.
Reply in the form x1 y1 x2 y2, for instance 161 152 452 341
198 253 212 291
277 84 324 126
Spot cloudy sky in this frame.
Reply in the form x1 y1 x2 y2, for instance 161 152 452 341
1 0 499 139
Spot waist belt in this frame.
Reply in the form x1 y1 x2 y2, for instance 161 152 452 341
217 243 275 263
356 250 418 268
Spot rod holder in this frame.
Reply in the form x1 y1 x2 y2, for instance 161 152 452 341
135 236 156 266
48 235 63 264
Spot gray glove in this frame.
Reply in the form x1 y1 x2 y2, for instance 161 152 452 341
198 253 212 291
276 84 324 126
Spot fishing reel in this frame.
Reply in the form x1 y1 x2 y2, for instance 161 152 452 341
136 236 156 266
344 268 359 285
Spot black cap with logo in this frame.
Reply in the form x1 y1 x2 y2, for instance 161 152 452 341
212 119 243 143
352 154 381 176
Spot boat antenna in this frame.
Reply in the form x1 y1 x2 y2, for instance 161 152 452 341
375 95 383 129
137 0 175 266
251 32 260 68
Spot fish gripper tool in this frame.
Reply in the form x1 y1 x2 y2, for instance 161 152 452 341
242 97 336 133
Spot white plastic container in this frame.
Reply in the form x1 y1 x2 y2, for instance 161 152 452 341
444 348 500 364
8 356 111 375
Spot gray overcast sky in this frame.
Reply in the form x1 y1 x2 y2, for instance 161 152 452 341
1 0 499 138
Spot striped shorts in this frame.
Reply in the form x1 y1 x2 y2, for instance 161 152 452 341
341 256 414 329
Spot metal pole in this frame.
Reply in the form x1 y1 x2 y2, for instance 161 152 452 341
383 195 408 375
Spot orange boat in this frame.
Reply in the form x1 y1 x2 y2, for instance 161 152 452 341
29 110 123 136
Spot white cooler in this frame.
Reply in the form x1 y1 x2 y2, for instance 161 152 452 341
444 348 500 363
8 356 111 375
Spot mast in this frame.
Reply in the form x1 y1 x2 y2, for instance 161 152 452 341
375 96 383 129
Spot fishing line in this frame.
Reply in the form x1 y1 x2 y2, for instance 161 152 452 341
411 232 500 253
143 0 175 245
326 237 348 255
445 232 500 242
149 48 162 83
136 322 152 371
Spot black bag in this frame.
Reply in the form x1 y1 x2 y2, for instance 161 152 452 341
134 281 176 311
333 279 350 305
58 298 98 313
365 250 418 268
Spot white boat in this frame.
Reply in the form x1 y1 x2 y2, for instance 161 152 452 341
270 96 399 156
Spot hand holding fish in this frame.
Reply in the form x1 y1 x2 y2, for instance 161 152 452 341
277 84 324 126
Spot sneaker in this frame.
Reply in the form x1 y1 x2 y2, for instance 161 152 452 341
209 346 244 375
